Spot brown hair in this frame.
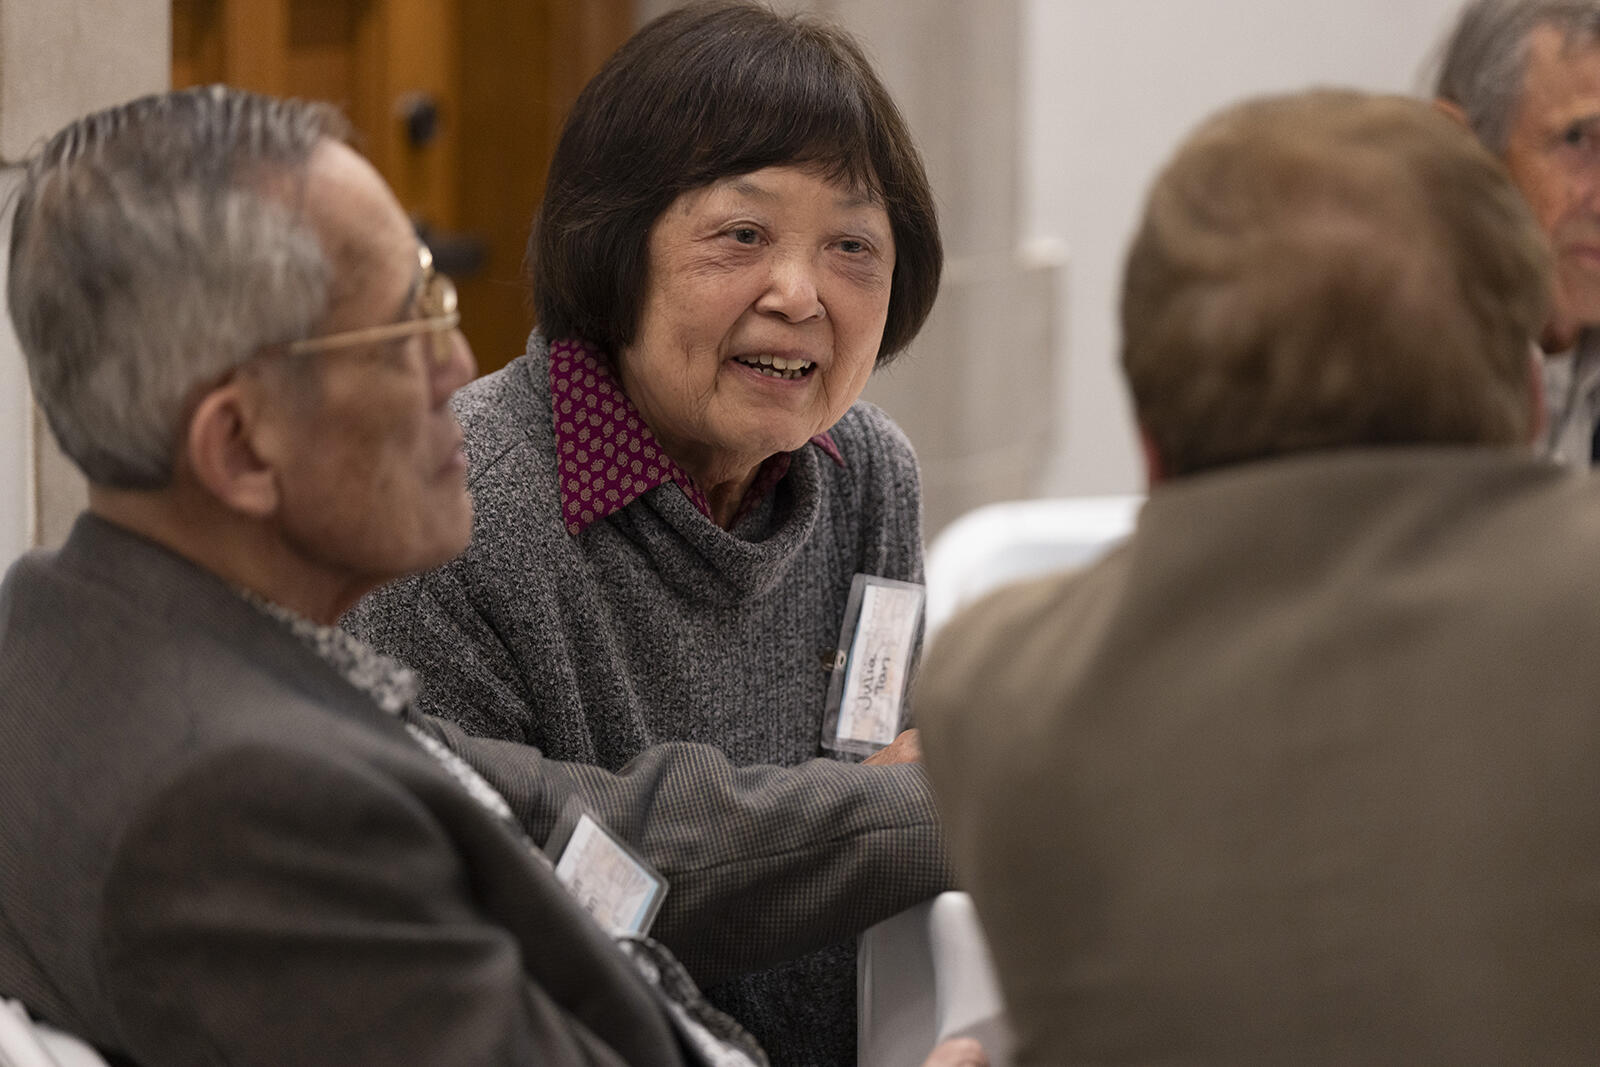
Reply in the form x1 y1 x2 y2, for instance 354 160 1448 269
528 0 941 365
1121 89 1550 479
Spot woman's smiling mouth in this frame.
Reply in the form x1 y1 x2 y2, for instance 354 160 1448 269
732 353 816 380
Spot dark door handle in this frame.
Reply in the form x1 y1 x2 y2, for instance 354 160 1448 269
397 91 441 149
414 219 490 279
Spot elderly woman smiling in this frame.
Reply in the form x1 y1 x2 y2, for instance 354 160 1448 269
611 165 897 527
345 2 942 1063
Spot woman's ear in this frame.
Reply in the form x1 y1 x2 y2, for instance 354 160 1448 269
185 380 282 519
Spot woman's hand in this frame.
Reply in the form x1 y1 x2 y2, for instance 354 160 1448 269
863 728 923 765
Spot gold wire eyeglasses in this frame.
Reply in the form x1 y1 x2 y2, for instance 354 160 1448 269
287 244 460 367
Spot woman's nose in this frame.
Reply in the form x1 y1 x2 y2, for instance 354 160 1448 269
756 255 826 323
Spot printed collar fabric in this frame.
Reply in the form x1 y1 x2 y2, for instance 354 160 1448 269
548 338 844 535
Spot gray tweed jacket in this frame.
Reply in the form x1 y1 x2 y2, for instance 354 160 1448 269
0 514 951 1065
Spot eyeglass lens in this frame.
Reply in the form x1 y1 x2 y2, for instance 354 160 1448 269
418 262 459 368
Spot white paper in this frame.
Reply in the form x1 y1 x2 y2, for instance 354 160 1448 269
553 814 664 936
835 582 924 746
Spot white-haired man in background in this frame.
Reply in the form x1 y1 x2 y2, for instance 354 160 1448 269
1437 0 1600 465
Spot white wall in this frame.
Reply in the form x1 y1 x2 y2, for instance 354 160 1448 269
1024 0 1467 496
0 0 168 568
0 173 27 563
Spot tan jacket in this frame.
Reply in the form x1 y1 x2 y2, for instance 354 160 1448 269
918 448 1600 1065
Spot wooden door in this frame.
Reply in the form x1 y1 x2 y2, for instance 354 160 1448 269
173 0 634 375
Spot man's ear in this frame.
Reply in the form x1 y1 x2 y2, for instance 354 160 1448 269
185 381 282 518
1433 97 1471 131
1138 425 1167 490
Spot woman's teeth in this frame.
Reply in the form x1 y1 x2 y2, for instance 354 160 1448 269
735 354 814 380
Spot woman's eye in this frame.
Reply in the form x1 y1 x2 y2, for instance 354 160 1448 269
837 238 866 254
729 227 760 244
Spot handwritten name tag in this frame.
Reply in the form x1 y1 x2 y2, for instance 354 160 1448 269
823 574 925 756
551 811 667 937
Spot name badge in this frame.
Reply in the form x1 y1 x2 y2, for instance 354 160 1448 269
822 573 926 757
548 804 667 938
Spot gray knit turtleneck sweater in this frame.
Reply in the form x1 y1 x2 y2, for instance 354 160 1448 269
345 335 926 1066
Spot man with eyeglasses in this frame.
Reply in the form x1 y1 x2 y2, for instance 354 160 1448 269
0 87 978 1067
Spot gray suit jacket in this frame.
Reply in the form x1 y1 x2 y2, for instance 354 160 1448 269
918 449 1600 1065
0 515 951 1065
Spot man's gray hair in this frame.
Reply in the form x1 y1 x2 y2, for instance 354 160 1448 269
1436 0 1600 154
6 86 348 488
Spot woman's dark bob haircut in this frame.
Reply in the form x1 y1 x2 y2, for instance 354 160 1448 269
529 0 942 366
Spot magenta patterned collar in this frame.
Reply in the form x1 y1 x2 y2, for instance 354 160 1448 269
548 338 844 535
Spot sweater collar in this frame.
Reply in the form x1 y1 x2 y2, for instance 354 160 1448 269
547 337 843 534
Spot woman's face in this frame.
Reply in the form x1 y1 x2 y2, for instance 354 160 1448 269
617 165 895 481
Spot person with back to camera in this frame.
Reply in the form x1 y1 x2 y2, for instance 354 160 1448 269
918 88 1600 1063
344 2 942 1061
